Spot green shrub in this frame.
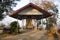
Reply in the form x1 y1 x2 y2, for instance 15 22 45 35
10 21 18 34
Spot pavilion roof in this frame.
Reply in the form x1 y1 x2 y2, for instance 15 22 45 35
8 3 52 19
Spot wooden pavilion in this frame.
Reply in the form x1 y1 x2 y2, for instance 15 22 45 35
8 3 52 29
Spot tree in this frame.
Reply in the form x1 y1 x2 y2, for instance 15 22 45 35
10 21 20 34
40 0 58 24
40 0 58 33
0 0 20 20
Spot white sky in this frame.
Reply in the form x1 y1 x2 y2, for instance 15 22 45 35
13 0 60 13
13 0 30 10
0 0 60 27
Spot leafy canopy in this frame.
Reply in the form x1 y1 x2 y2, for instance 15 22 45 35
0 0 20 20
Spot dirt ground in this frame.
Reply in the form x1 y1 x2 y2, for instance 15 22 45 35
0 29 60 40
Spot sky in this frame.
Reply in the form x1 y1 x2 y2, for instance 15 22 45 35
0 0 60 28
13 0 60 13
13 0 30 10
